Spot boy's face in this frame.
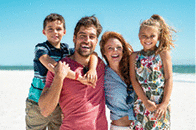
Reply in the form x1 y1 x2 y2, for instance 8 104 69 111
73 26 98 57
43 20 66 48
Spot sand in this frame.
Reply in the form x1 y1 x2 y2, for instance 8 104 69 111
0 70 195 130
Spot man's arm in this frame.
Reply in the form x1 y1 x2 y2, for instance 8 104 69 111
38 61 69 117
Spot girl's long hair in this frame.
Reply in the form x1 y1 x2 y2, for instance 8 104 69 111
139 14 176 54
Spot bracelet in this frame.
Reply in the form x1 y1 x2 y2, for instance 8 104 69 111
75 72 79 80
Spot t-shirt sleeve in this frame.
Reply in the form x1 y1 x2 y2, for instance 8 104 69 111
45 71 54 88
34 44 49 60
69 48 75 55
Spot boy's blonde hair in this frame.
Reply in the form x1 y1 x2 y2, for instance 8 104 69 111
139 14 176 54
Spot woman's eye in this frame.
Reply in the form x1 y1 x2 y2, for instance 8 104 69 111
108 47 113 50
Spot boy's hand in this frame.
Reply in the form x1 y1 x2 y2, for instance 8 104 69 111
84 69 97 87
78 75 96 88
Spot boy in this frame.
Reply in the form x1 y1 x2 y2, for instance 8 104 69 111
26 13 97 130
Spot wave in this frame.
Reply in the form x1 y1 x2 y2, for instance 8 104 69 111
173 73 195 83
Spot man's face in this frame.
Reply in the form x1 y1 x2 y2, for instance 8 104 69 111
73 26 98 57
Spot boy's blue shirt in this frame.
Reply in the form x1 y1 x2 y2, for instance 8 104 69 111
28 40 74 103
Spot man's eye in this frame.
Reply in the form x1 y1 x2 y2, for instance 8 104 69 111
90 36 96 39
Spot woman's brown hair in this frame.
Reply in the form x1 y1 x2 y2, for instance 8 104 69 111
99 31 133 86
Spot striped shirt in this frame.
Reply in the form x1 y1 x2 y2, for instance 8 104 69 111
28 40 74 103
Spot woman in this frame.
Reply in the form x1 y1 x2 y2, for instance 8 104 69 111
99 31 135 130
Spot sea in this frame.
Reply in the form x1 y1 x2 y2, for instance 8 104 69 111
0 65 195 83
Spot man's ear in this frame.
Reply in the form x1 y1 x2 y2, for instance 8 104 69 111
73 35 76 43
64 30 66 35
42 30 46 35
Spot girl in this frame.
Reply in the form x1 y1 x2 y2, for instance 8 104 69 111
100 31 135 130
130 14 176 129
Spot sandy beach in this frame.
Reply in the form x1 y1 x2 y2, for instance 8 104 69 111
0 70 195 130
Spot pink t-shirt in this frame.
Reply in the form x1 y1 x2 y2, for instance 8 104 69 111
45 57 108 130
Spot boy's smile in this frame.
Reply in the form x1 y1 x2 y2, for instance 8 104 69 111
43 20 66 48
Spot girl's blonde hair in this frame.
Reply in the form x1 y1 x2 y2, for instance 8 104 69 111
139 14 176 54
99 31 133 86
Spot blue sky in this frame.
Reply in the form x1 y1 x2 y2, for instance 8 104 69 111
0 0 195 65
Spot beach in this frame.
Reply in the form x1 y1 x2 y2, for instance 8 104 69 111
0 70 195 130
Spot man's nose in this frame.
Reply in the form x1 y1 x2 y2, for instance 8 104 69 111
84 36 90 43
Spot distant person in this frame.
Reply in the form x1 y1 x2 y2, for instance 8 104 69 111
38 15 108 130
25 13 98 130
99 31 135 130
129 14 176 129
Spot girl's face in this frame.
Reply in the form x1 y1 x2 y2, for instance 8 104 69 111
139 26 159 51
104 38 123 66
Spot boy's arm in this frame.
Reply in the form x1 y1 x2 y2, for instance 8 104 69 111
40 54 94 86
39 54 57 73
84 52 98 86
129 53 157 112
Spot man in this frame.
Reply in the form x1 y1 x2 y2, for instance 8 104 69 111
39 15 108 130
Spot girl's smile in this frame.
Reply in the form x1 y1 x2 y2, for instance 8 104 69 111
139 26 159 51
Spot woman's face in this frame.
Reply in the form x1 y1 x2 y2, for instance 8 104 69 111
104 38 123 66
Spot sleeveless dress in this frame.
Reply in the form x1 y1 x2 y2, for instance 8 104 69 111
133 50 170 130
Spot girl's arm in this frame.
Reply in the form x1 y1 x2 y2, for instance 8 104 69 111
39 54 92 86
84 52 98 87
129 52 157 112
155 50 173 119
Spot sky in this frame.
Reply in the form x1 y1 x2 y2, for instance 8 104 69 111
0 0 195 65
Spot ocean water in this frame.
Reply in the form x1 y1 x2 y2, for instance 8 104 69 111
0 65 195 83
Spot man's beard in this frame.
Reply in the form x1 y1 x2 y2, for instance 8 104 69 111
77 44 94 57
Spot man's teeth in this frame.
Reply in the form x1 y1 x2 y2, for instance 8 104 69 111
82 45 90 49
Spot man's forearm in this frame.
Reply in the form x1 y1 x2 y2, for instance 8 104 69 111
39 75 63 117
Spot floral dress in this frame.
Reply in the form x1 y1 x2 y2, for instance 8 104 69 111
133 50 170 130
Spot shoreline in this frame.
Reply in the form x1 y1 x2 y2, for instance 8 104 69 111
0 70 195 129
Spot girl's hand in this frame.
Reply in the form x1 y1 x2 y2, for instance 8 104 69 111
155 103 168 120
144 100 157 112
84 69 97 87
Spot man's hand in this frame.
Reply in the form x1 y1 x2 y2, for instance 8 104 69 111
49 61 70 80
